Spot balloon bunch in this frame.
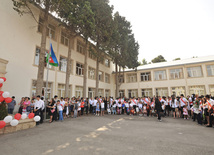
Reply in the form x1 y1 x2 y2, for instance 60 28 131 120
0 113 41 129
0 77 12 104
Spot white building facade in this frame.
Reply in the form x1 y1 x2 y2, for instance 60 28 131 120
0 0 114 105
118 56 214 98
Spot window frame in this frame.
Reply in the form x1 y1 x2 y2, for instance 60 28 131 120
140 72 151 82
76 62 84 76
154 70 167 81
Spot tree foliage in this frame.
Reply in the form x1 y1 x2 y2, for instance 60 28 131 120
139 58 148 66
173 58 181 61
151 55 166 63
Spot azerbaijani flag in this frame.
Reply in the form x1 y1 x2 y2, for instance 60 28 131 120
46 43 59 67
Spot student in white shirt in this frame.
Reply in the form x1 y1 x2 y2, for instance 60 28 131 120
40 97 45 124
93 97 97 115
34 95 42 125
57 100 63 121
179 94 187 118
101 100 105 116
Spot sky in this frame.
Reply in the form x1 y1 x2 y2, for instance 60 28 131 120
109 0 214 62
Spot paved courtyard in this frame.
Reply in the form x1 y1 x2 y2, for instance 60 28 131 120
0 115 213 155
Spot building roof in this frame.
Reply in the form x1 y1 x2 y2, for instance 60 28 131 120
125 55 214 72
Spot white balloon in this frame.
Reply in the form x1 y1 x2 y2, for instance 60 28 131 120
10 119 19 126
3 116 13 123
34 116 41 122
21 113 27 120
2 92 10 98
0 79 4 84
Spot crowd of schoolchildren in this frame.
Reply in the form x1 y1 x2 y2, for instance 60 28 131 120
8 93 214 128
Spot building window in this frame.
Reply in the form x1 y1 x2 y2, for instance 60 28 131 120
119 90 125 98
76 63 84 76
128 89 138 98
34 47 52 69
88 88 95 99
99 71 104 82
171 87 185 96
105 89 110 97
105 59 110 67
88 51 96 60
187 66 202 78
105 73 110 83
57 84 72 98
75 86 83 97
207 65 214 76
140 72 151 81
169 68 183 79
127 73 137 83
88 67 95 80
142 89 152 97
38 18 56 40
154 70 167 81
77 41 85 54
98 89 104 97
59 56 67 72
118 75 124 83
189 86 205 96
209 85 214 96
156 88 168 97
32 80 52 99
61 32 69 46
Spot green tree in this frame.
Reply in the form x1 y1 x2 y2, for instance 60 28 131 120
151 55 166 63
88 0 113 96
12 0 61 96
173 58 181 61
108 12 138 97
57 0 95 98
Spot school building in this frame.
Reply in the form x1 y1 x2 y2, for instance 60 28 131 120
1 0 214 108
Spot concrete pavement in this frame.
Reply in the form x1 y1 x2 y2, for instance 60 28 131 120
0 115 213 155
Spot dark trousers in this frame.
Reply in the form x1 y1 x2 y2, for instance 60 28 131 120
209 113 213 127
157 110 161 120
93 106 96 114
53 111 58 121
197 113 202 125
40 109 44 123
90 105 93 113
35 109 41 125
8 108 14 114
81 108 84 115
85 106 88 114
193 113 197 121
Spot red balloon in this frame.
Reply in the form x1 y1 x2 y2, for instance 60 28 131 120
0 96 4 102
5 97 12 103
28 113 35 119
0 83 3 88
14 113 21 120
0 91 3 96
0 77 6 82
0 121 6 129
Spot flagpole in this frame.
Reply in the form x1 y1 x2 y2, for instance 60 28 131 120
44 33 52 121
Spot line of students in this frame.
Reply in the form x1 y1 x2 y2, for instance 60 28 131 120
14 93 214 128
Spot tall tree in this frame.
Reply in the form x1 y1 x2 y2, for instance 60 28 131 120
151 55 166 63
108 12 132 97
57 0 95 98
88 0 113 97
108 12 139 97
12 0 60 96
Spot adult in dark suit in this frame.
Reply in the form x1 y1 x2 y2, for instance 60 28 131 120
155 97 162 122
